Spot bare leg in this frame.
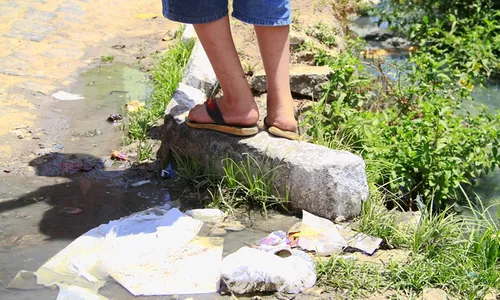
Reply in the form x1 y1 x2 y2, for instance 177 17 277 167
188 16 259 126
254 25 297 132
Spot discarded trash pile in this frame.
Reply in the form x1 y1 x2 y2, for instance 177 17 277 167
7 207 383 299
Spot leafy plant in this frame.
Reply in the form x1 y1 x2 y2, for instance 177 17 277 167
100 55 115 63
304 39 500 209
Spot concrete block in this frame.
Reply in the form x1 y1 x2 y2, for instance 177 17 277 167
163 83 368 220
251 65 331 98
181 41 217 96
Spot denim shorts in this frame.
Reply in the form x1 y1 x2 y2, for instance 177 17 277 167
161 0 291 26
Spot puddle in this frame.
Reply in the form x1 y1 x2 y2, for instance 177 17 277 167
56 64 150 157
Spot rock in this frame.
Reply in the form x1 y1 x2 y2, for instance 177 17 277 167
353 249 410 265
289 31 311 51
395 211 421 231
185 208 225 222
251 65 331 98
303 287 324 297
181 41 217 96
381 37 412 49
220 247 316 294
422 288 449 300
163 83 367 220
208 227 227 237
484 289 498 300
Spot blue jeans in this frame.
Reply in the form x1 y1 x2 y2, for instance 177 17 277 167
161 0 291 26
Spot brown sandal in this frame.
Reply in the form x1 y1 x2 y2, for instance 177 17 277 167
185 98 259 137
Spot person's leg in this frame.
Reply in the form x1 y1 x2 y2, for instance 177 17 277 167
188 16 259 126
254 25 297 132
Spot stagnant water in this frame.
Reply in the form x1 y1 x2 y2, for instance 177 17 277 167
0 64 300 300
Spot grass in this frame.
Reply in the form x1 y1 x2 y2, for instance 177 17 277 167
317 188 499 299
100 55 114 63
171 150 290 217
122 32 194 143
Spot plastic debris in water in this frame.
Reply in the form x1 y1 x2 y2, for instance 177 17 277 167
59 207 83 215
107 113 123 122
111 151 127 161
125 100 145 113
131 180 151 187
52 91 85 101
160 163 174 179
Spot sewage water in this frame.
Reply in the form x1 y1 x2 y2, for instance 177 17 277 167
57 64 150 157
0 64 300 300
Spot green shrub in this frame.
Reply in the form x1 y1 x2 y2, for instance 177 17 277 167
303 39 500 209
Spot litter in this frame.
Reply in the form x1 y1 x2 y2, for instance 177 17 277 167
221 247 316 294
26 207 222 298
59 207 83 215
185 209 225 222
107 113 122 122
56 285 108 300
131 180 151 187
256 231 292 257
298 210 348 256
52 91 84 101
7 270 43 290
338 226 382 255
160 163 175 179
125 100 145 112
110 151 127 161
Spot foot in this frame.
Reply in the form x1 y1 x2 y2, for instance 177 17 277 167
266 95 297 132
188 96 259 127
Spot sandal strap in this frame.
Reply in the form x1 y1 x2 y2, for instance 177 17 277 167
205 98 227 125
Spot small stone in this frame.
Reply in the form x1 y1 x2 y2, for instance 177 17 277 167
209 227 227 237
304 287 324 296
223 221 245 232
252 65 331 98
289 31 310 51
112 44 126 50
422 288 449 300
484 289 498 300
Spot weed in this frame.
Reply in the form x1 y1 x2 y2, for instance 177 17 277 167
242 61 257 76
316 256 388 299
100 55 114 63
171 149 212 188
318 194 500 298
137 140 154 162
212 156 289 216
123 31 193 142
306 22 339 48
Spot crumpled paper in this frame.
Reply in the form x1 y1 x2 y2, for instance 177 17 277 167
298 210 348 256
25 207 222 297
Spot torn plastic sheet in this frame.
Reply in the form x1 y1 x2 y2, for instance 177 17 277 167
57 285 108 300
298 210 348 256
30 207 223 297
7 270 44 290
110 236 223 296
